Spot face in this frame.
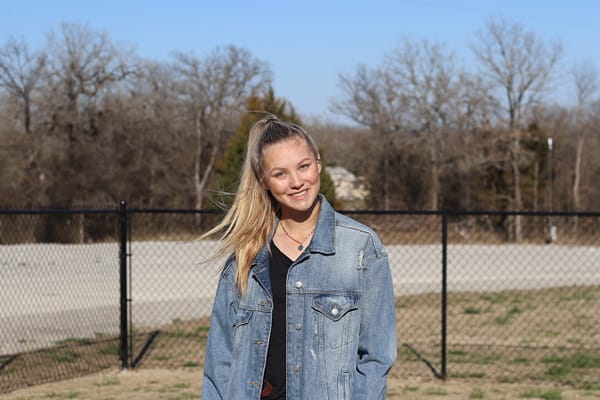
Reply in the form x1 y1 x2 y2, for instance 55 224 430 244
262 137 321 218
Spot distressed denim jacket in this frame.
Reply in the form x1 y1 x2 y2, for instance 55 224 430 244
202 196 397 399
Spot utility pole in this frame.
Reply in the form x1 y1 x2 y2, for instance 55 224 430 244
547 138 556 243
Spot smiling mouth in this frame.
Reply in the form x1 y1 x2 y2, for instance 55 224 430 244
289 189 309 198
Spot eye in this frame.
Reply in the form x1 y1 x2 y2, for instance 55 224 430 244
274 171 286 178
299 163 310 171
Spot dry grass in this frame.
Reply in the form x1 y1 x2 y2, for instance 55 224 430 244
2 285 600 398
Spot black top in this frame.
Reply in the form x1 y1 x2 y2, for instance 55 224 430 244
262 241 293 400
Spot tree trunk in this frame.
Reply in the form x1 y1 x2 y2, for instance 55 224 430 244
193 115 220 227
428 134 440 210
509 135 523 242
382 137 390 210
24 96 32 134
572 136 584 211
533 161 539 210
194 115 204 225
195 145 219 209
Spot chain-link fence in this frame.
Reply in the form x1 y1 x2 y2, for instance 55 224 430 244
0 209 121 393
1 206 599 393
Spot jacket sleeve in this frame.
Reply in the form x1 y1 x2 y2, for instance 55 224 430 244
201 261 238 400
353 249 397 399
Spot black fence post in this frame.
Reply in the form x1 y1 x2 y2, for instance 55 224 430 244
118 200 129 369
441 212 448 380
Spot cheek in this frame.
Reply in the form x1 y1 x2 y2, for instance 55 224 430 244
264 178 282 193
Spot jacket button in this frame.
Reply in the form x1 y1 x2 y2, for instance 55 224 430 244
293 365 301 372
331 307 339 316
295 281 303 288
295 323 302 330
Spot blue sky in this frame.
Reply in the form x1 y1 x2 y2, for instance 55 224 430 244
1 1 599 122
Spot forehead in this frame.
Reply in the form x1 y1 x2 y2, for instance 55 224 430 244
262 137 313 165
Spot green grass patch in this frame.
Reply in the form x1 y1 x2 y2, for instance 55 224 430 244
511 357 531 365
546 365 571 379
543 352 600 369
559 289 595 302
183 361 200 367
98 342 120 356
195 325 210 334
165 330 193 339
519 388 563 400
473 354 501 365
41 391 82 399
581 381 600 390
55 337 92 346
449 349 468 356
481 293 510 304
95 377 120 387
495 306 522 325
449 371 487 379
469 388 485 398
51 350 80 363
425 387 448 395
570 353 600 368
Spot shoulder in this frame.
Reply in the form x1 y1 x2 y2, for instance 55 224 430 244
334 211 387 258
220 253 237 281
215 254 243 301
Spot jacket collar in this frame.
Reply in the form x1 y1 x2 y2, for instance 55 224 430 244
308 194 336 255
251 244 272 295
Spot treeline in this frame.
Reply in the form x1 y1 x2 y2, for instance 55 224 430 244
1 21 598 235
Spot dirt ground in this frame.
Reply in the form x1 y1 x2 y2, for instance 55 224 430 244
3 285 599 399
3 368 600 400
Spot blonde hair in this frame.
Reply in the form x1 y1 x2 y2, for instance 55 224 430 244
203 116 320 295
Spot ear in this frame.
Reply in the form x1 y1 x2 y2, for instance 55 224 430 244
317 157 322 173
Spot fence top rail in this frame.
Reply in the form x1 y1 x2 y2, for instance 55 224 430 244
341 209 600 217
0 208 118 215
128 208 222 214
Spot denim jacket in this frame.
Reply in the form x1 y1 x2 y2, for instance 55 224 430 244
202 196 397 399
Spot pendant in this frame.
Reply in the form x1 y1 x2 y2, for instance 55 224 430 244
297 244 303 251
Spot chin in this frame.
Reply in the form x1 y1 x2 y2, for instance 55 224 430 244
281 192 319 214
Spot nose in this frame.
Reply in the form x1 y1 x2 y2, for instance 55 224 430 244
289 172 303 189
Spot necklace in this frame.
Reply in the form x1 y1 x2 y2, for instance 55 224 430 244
279 222 315 251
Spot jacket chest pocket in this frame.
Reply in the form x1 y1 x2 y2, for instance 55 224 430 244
311 294 359 349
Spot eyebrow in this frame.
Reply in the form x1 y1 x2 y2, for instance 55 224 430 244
267 157 314 175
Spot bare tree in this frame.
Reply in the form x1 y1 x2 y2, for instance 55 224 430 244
33 22 135 208
471 19 562 240
0 36 46 134
572 61 598 210
125 60 182 207
0 37 48 207
333 64 406 209
43 22 133 144
171 46 271 212
334 40 475 210
446 72 503 212
384 39 462 210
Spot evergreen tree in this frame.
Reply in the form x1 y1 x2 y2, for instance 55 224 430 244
211 87 336 208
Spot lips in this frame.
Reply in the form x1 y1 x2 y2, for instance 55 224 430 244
289 189 309 199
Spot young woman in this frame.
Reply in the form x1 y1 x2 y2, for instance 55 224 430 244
201 117 396 399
